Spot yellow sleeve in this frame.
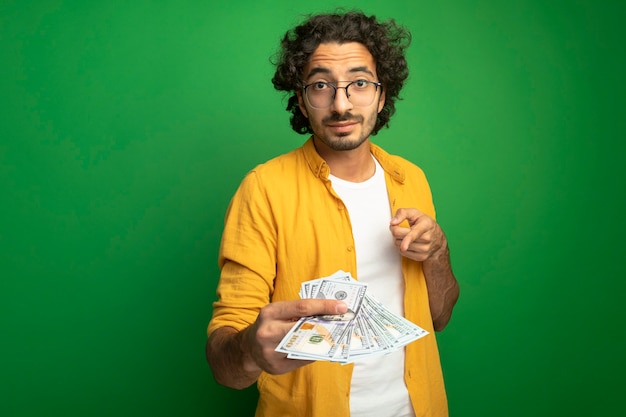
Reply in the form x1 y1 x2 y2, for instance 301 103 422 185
207 170 277 336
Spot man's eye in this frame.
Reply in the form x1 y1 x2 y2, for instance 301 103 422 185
313 82 329 90
353 80 368 88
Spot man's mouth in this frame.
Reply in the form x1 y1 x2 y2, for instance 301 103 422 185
327 121 357 133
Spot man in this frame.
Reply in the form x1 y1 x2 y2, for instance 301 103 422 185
206 10 459 417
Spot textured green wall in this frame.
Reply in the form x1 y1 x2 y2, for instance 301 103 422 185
1 1 624 416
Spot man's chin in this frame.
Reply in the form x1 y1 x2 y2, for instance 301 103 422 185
328 135 367 151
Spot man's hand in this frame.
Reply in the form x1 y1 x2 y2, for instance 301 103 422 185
242 299 348 375
207 299 347 389
389 208 459 331
389 207 447 262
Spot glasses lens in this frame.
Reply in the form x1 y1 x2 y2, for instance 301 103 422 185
347 80 377 107
306 82 333 108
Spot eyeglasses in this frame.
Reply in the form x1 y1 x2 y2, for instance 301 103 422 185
302 80 382 109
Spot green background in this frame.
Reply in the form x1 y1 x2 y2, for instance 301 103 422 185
2 0 624 416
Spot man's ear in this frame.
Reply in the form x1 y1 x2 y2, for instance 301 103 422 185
297 91 309 118
377 88 386 114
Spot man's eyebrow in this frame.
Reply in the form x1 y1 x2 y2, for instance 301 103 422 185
304 66 376 81
304 67 331 80
348 66 376 77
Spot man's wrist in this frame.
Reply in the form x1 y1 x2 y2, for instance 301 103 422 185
235 327 263 375
427 238 449 264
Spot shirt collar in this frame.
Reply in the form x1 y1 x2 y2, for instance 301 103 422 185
301 137 406 184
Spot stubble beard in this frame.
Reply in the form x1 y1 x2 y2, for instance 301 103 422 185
315 112 377 151
321 132 368 151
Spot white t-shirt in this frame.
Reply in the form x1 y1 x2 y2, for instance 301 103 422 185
329 157 415 417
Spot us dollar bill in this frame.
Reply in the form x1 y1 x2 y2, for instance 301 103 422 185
276 271 429 363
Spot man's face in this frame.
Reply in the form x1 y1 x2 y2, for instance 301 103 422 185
297 42 385 152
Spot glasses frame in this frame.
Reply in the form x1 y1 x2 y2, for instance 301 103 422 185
302 80 383 109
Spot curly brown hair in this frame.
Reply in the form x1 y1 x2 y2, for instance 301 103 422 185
271 10 411 135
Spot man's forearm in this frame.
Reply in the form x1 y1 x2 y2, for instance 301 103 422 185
423 244 460 331
206 326 262 390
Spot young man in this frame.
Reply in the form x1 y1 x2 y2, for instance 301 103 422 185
206 11 459 417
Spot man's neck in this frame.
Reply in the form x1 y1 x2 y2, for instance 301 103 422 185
314 137 376 183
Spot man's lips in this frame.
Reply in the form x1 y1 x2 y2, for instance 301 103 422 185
327 121 358 131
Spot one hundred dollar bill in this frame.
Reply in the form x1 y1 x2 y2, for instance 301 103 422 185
276 270 429 363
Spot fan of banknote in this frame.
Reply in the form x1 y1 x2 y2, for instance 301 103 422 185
275 270 429 364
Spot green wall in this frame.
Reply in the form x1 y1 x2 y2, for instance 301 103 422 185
2 1 624 416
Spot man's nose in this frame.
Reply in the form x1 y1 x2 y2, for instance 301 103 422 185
330 86 354 113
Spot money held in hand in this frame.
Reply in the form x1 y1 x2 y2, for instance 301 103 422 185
275 270 429 363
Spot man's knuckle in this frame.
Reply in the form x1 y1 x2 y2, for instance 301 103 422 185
294 299 310 316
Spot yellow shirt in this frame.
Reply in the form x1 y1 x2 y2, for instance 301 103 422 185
208 138 448 417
